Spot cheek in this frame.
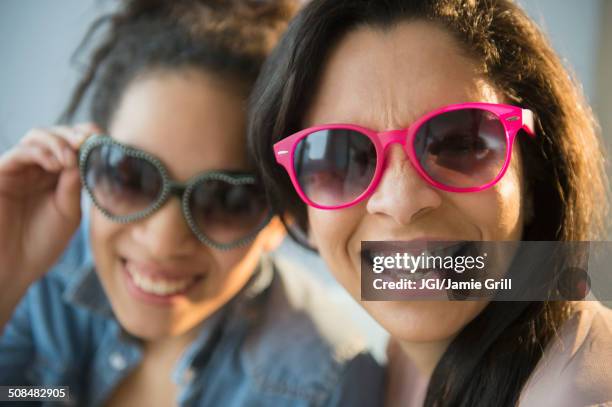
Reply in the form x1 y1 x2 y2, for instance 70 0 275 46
212 246 253 276
207 230 274 292
493 149 525 239
89 210 124 269
492 168 524 238
307 206 362 295
308 207 354 253
450 153 524 241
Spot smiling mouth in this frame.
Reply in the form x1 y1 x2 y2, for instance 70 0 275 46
360 241 480 280
121 258 205 297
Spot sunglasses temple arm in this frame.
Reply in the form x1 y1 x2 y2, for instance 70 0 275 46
522 109 536 137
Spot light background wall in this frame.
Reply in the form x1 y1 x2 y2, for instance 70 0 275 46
0 0 116 151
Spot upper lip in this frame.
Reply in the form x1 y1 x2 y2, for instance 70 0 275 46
357 236 465 249
122 258 206 280
360 236 465 243
357 237 474 262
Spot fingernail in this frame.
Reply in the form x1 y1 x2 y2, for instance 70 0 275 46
72 131 86 143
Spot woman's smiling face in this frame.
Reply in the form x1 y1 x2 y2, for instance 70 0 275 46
90 69 277 340
304 21 528 342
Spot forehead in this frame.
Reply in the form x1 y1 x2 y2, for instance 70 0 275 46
108 69 248 181
305 21 502 129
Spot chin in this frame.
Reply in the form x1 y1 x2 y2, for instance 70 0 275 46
95 259 213 339
115 307 202 340
363 300 488 343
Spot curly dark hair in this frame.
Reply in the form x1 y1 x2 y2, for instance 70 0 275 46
60 0 298 129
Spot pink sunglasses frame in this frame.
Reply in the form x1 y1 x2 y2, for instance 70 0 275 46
274 102 536 210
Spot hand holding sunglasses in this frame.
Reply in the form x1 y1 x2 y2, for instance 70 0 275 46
79 135 272 250
274 102 535 209
0 124 97 296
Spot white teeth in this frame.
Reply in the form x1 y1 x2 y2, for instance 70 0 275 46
126 267 195 296
387 267 435 280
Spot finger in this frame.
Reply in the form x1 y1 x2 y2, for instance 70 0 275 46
53 124 100 150
72 123 102 150
0 144 62 173
22 144 63 173
21 128 77 168
73 122 102 135
48 125 89 150
55 166 82 223
47 125 85 150
22 128 71 163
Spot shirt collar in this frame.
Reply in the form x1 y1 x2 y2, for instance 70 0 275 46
172 253 276 385
63 262 115 319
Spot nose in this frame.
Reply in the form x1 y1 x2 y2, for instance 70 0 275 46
366 144 442 225
130 197 198 258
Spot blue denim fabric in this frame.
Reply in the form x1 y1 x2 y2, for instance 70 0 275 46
0 225 384 406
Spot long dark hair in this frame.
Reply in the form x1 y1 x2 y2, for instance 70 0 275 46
59 0 298 129
248 0 610 406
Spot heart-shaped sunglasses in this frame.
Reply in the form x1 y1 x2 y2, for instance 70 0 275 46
79 135 271 250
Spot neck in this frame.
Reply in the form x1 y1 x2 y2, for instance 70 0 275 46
397 337 452 376
142 325 200 365
385 337 453 407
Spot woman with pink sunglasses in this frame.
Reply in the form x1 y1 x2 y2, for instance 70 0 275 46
249 0 612 405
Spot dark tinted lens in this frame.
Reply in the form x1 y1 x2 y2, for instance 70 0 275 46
293 129 377 206
188 179 268 244
414 109 507 188
84 144 163 216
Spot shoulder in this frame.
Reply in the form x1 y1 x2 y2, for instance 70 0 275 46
4 219 110 351
13 221 92 322
520 302 612 407
239 254 384 406
0 223 111 386
23 221 101 318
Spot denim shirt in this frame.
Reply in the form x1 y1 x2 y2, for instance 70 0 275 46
0 226 384 406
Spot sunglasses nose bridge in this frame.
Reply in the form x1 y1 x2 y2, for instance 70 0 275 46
168 182 187 199
377 129 407 151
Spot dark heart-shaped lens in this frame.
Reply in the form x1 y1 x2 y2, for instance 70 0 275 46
187 177 269 245
84 143 164 217
413 108 507 189
293 128 377 207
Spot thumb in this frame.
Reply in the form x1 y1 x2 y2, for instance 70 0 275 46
74 122 103 135
55 166 82 225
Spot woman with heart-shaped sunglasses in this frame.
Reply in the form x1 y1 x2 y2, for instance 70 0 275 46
249 0 612 406
0 1 384 405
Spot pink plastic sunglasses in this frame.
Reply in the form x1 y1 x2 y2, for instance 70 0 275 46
274 102 535 209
